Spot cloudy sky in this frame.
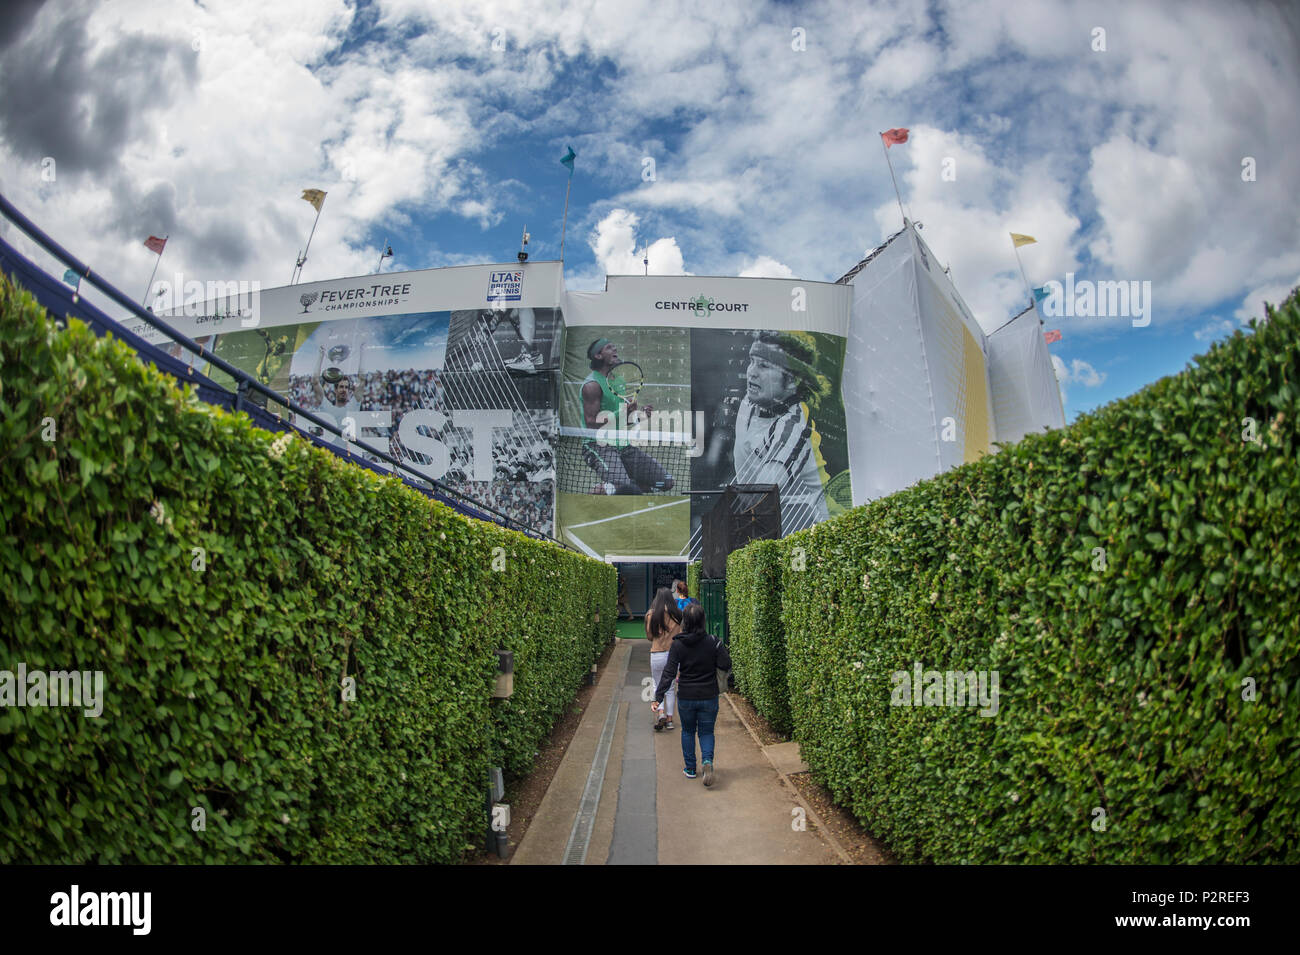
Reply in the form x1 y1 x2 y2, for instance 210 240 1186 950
1 0 1297 420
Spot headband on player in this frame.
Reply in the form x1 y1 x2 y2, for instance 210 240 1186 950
587 338 612 360
748 337 825 399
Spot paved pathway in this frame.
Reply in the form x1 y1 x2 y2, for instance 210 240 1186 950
512 638 844 866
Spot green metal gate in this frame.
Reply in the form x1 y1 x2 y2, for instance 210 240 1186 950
699 578 727 645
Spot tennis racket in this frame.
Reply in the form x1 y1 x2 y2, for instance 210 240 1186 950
607 361 646 421
823 470 854 512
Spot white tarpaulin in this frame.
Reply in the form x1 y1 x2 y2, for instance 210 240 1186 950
840 221 997 504
987 305 1066 443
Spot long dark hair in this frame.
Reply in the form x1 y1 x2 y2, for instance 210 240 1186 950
648 587 682 638
680 603 706 633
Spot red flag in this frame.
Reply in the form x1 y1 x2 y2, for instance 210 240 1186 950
881 128 909 147
1044 329 1062 344
144 235 167 255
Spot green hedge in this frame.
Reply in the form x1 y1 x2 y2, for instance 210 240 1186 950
0 276 613 863
481 536 614 776
687 561 701 601
735 290 1300 863
725 540 790 734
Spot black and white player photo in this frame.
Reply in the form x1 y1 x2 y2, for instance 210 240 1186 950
694 329 847 534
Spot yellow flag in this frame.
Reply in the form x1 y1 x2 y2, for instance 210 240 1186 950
301 189 327 212
1010 232 1036 247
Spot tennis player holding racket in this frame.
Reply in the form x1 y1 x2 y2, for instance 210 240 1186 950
581 338 675 494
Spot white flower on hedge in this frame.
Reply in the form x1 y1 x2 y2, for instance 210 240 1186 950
1137 691 1148 707
281 813 290 824
852 661 863 670
149 500 165 524
929 592 938 603
1009 792 1019 803
268 433 292 459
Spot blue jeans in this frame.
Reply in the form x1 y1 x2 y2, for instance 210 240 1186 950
677 696 718 772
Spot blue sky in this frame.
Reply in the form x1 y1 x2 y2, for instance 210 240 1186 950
1 0 1297 421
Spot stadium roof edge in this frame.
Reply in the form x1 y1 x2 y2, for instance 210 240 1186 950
834 226 909 285
597 272 848 288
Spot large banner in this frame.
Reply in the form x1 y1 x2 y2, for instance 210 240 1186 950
559 277 854 561
133 263 565 537
127 242 1009 560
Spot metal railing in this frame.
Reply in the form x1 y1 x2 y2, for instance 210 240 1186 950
0 190 572 550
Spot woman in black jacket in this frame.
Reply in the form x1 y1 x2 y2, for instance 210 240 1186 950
652 603 731 786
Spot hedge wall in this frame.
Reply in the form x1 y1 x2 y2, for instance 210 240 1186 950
733 290 1300 863
0 276 614 863
687 561 701 600
725 541 790 734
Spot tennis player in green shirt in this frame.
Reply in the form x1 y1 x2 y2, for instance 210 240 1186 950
581 338 674 494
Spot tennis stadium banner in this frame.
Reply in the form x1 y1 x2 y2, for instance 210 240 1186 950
133 262 566 538
127 222 1037 562
559 276 854 562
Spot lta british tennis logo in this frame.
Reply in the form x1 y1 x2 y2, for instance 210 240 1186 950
488 270 524 303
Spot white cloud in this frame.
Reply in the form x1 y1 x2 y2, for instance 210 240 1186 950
1066 359 1106 388
1087 136 1207 283
1234 274 1300 324
862 38 941 95
738 255 795 278
1193 318 1238 343
2 0 1298 351
1051 354 1106 410
588 208 687 277
612 177 751 218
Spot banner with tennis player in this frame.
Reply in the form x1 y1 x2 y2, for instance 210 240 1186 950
689 327 851 557
143 262 566 538
555 323 694 559
559 276 852 561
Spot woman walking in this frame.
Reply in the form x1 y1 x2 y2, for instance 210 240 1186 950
645 588 682 731
652 603 732 786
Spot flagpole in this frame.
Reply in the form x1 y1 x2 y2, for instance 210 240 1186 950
142 234 167 306
295 199 325 285
559 173 572 263
1011 239 1034 307
880 133 906 225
